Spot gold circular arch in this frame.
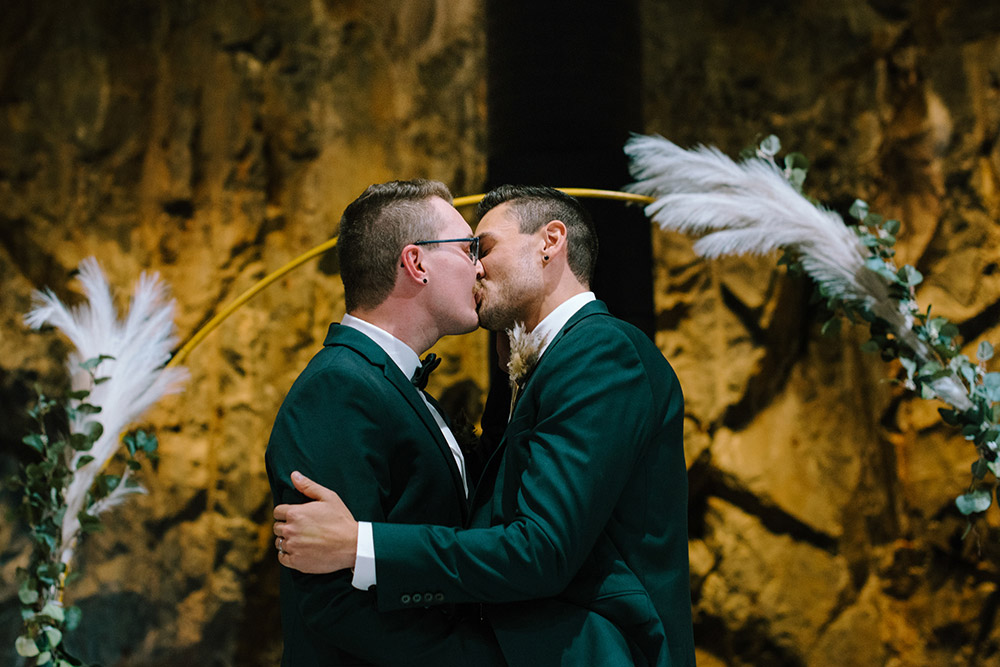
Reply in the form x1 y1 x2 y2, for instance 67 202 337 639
166 188 654 367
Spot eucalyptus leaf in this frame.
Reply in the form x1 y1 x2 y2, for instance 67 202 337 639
18 581 39 605
98 474 121 495
958 360 977 384
79 357 101 371
78 511 102 534
849 199 869 220
938 407 959 425
134 429 158 453
784 151 809 170
821 317 842 337
787 168 807 191
759 134 781 156
864 256 887 272
64 606 82 631
972 458 989 479
956 488 992 515
983 372 1000 402
44 627 62 647
919 360 944 376
978 341 995 362
22 434 46 453
79 354 114 371
69 433 94 451
897 265 923 286
40 602 64 623
86 420 104 440
15 635 39 657
864 212 884 227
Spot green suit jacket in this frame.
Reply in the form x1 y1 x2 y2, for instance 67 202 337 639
265 324 505 666
372 301 696 666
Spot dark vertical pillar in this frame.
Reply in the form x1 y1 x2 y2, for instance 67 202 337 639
482 0 652 388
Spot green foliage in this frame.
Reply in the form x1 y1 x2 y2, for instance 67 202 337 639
7 356 159 666
756 135 999 522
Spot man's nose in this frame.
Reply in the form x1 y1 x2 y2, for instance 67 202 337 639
475 259 485 278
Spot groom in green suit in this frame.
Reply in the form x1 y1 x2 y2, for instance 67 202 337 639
275 185 696 666
265 180 506 665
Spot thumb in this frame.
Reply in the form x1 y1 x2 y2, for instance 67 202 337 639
290 470 334 501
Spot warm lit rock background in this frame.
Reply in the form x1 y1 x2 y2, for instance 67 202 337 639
1 1 998 665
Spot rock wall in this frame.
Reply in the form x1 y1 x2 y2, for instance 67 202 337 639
0 0 998 665
0 1 487 665
641 1 1000 664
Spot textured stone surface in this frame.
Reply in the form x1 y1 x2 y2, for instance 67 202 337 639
1 1 999 665
0 1 486 664
643 0 1000 664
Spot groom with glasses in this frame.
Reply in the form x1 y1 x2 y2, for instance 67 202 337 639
265 179 505 665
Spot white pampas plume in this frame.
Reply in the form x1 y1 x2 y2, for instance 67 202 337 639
624 133 971 411
24 257 189 566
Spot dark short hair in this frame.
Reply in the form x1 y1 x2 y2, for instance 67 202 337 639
338 179 452 311
476 185 598 284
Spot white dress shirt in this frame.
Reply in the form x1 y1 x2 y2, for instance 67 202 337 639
350 292 596 591
340 314 467 591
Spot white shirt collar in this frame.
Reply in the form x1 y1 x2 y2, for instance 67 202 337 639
531 291 596 358
340 314 421 380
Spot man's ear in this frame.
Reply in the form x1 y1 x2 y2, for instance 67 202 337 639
541 220 568 258
400 245 428 284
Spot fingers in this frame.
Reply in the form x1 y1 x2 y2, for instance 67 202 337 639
290 470 334 501
277 545 294 567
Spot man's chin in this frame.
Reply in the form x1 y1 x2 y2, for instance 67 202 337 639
476 312 508 333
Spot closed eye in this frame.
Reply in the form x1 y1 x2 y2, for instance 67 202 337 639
477 236 494 258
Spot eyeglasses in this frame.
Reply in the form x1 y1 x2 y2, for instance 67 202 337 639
413 236 481 263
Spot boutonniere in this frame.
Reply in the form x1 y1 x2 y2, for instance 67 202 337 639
506 322 548 417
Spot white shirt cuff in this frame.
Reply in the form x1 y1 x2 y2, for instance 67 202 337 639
351 520 376 590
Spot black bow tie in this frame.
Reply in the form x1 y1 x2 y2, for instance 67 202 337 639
411 353 441 390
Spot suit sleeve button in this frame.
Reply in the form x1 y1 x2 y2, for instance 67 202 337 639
401 594 411 604
411 593 422 603
434 592 444 602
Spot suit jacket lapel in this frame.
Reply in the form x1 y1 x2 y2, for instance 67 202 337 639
469 300 610 514
325 324 469 520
